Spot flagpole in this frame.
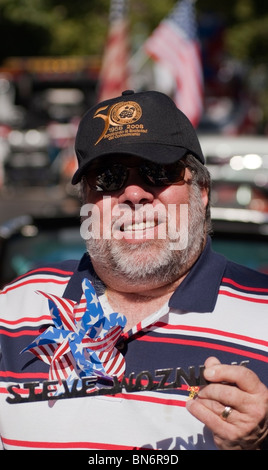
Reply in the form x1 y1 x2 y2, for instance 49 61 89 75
97 0 131 101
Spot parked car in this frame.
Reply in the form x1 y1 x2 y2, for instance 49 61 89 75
4 128 57 186
0 213 84 289
211 207 268 274
199 134 268 213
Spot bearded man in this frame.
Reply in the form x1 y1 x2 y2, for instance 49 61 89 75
0 90 267 451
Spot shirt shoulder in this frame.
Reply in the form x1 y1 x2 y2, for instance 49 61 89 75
0 259 80 320
1 259 79 288
223 259 268 291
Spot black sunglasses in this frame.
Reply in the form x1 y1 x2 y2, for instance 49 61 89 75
85 161 189 192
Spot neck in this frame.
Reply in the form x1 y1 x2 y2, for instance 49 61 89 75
104 285 177 331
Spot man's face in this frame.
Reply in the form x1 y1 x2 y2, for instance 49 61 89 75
81 156 208 287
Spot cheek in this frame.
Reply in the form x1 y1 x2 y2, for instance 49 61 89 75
156 184 191 206
155 186 190 234
88 196 124 237
81 194 109 238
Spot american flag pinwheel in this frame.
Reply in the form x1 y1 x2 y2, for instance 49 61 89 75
22 278 127 393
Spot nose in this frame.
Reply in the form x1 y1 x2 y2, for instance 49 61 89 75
117 168 154 207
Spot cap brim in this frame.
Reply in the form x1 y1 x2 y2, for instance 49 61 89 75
71 143 190 184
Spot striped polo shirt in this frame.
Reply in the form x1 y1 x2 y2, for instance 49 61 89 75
0 238 267 450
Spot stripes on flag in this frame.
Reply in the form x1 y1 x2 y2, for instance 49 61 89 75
97 0 130 102
144 0 203 127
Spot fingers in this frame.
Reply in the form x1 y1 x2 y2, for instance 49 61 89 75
203 359 264 394
186 357 268 449
199 358 268 418
197 379 268 425
203 356 221 368
186 395 236 443
198 382 242 409
186 389 268 450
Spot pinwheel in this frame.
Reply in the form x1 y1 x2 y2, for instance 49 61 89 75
22 278 127 393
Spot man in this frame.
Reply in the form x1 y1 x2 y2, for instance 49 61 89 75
0 90 267 450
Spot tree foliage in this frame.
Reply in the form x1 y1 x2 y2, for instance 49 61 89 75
0 0 267 64
0 0 268 126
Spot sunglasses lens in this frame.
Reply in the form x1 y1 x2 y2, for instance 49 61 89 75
86 161 187 191
140 162 186 186
87 164 127 192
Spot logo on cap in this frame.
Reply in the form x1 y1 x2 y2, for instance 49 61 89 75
94 101 145 145
110 101 142 125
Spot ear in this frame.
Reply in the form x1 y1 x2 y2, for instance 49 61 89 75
201 186 209 209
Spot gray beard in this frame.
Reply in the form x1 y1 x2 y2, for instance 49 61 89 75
85 184 206 287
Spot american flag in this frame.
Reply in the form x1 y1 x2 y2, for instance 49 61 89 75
97 0 130 102
22 279 127 394
144 0 203 127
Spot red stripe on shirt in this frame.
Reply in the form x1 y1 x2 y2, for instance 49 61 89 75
8 267 74 283
1 437 139 450
0 329 44 337
0 370 48 380
222 277 268 293
155 323 268 348
0 315 51 326
219 289 268 304
138 336 268 363
2 277 70 294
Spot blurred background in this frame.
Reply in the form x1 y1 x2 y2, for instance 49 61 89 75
0 0 268 287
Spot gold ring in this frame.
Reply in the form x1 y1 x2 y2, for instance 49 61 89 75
221 405 232 421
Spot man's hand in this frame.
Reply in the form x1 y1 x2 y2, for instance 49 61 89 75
186 357 268 450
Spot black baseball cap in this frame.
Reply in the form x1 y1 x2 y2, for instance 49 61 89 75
72 90 204 184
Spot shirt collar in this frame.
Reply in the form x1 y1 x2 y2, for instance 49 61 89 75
169 237 227 312
63 237 227 313
63 253 102 302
